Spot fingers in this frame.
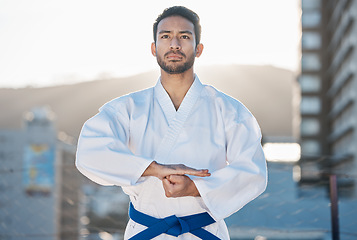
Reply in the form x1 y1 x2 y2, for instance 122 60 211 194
162 177 174 197
170 164 211 177
163 175 200 197
162 175 183 198
186 168 211 177
165 174 178 183
162 177 172 186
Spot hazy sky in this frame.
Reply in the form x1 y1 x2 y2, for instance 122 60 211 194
0 0 301 88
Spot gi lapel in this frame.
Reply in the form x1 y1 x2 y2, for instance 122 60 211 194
154 76 204 163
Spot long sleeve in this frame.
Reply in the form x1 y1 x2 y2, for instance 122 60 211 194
191 101 267 221
75 105 153 187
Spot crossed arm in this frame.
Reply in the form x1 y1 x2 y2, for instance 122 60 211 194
142 161 211 198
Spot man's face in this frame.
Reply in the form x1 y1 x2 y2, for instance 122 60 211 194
152 16 202 74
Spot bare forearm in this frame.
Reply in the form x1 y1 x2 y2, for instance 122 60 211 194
142 161 210 179
142 161 162 178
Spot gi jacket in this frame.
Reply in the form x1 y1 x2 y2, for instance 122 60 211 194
76 75 267 239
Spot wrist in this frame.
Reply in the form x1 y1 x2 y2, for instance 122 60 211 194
188 179 200 197
142 161 163 179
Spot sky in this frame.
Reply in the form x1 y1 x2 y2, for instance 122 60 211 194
0 0 301 88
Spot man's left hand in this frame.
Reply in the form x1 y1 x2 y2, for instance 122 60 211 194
162 175 200 197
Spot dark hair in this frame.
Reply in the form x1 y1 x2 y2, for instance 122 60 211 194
153 6 201 46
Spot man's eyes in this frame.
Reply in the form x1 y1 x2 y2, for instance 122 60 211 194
160 35 190 39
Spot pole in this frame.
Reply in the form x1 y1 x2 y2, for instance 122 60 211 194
329 174 339 240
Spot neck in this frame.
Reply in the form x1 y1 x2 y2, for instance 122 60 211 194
160 68 195 111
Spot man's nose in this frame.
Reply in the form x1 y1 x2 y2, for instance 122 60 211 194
170 37 181 50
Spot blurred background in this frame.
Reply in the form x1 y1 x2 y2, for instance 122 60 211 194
1 0 357 239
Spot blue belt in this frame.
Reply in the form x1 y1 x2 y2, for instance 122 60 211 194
128 202 220 239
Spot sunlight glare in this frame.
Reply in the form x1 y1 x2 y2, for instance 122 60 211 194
263 143 301 162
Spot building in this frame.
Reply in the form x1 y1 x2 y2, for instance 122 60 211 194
0 106 131 240
0 107 80 240
298 0 357 193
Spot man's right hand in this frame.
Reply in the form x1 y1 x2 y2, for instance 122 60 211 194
142 161 210 180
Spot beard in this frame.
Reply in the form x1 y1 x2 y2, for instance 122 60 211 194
156 50 195 74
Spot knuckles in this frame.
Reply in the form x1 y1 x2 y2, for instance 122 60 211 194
164 189 174 198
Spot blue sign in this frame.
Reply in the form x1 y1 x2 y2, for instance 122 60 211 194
23 144 55 196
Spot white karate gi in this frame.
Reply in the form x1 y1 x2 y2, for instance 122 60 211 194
76 75 267 240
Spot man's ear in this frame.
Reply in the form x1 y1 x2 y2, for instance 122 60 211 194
195 43 204 58
151 42 156 57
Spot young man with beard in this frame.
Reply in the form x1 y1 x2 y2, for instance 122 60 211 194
76 6 267 240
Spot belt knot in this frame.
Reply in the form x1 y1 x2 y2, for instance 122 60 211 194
163 214 190 236
128 202 220 240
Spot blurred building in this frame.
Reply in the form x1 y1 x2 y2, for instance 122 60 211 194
0 107 80 240
298 0 357 193
78 184 129 239
0 106 130 240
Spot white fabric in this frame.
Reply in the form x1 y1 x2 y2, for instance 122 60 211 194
76 75 267 240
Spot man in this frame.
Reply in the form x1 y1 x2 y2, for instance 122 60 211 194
76 6 267 240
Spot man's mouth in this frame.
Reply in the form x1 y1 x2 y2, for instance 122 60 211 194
166 55 183 60
164 51 185 60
